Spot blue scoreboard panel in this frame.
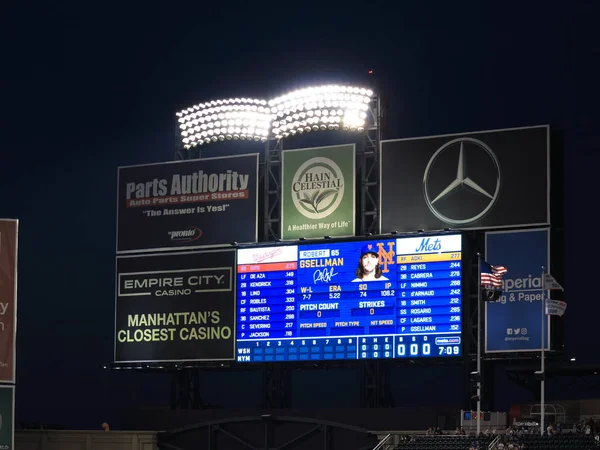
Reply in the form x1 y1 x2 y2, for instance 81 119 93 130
235 234 462 363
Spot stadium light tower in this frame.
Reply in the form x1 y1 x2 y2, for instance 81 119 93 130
174 84 375 152
176 97 272 149
174 82 379 239
268 84 374 138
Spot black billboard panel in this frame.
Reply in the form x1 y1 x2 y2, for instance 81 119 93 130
380 126 549 232
114 249 235 363
117 154 259 253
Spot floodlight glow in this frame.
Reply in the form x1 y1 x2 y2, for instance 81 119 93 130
178 98 271 148
177 84 374 148
269 84 373 139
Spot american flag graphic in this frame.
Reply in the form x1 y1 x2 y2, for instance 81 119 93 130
480 260 508 288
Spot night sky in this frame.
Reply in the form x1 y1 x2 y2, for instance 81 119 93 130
2 1 599 430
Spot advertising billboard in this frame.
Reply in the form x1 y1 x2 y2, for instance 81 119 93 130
380 126 550 232
485 228 550 353
0 220 17 383
281 144 356 240
117 153 259 253
235 234 463 362
114 249 236 363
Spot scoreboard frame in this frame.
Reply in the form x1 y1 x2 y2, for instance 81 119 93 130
232 232 466 365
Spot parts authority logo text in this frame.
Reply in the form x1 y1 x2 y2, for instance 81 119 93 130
168 226 203 243
291 157 344 219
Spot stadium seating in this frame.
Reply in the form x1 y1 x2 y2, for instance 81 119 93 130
393 435 493 450
515 434 597 450
392 433 598 450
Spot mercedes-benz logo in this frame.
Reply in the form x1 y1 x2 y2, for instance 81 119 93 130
423 137 501 225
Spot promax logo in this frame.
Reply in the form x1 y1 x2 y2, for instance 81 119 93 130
168 226 203 243
291 157 344 219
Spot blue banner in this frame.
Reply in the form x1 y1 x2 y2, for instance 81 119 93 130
485 229 550 353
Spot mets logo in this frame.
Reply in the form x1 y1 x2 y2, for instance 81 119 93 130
376 242 396 273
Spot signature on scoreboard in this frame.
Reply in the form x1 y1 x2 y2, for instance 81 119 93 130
313 267 338 284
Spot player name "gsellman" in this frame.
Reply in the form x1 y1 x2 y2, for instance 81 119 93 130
299 258 344 268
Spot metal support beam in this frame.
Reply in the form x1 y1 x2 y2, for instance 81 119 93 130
170 369 203 409
174 140 202 161
359 95 381 236
174 127 187 160
262 364 290 408
360 360 393 408
463 232 482 409
263 139 283 241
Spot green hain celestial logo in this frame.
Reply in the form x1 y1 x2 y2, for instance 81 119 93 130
291 157 344 219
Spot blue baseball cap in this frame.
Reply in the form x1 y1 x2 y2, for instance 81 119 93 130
360 243 378 257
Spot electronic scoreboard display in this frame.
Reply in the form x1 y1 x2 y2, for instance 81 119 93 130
235 234 463 363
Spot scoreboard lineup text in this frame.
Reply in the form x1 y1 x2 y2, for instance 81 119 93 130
235 234 463 363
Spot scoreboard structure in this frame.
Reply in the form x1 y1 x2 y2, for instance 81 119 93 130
235 234 463 363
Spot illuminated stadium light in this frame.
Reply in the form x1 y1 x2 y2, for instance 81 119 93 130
268 84 373 139
176 85 375 148
177 97 271 149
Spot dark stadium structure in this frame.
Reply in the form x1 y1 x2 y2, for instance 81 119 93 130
99 83 582 450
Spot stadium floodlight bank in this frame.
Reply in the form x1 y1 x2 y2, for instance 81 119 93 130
269 84 373 138
177 98 271 149
176 84 374 149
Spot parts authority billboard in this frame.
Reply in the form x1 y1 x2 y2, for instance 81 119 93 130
380 126 549 232
114 249 236 363
281 144 355 240
0 220 17 383
485 228 550 353
117 154 259 253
